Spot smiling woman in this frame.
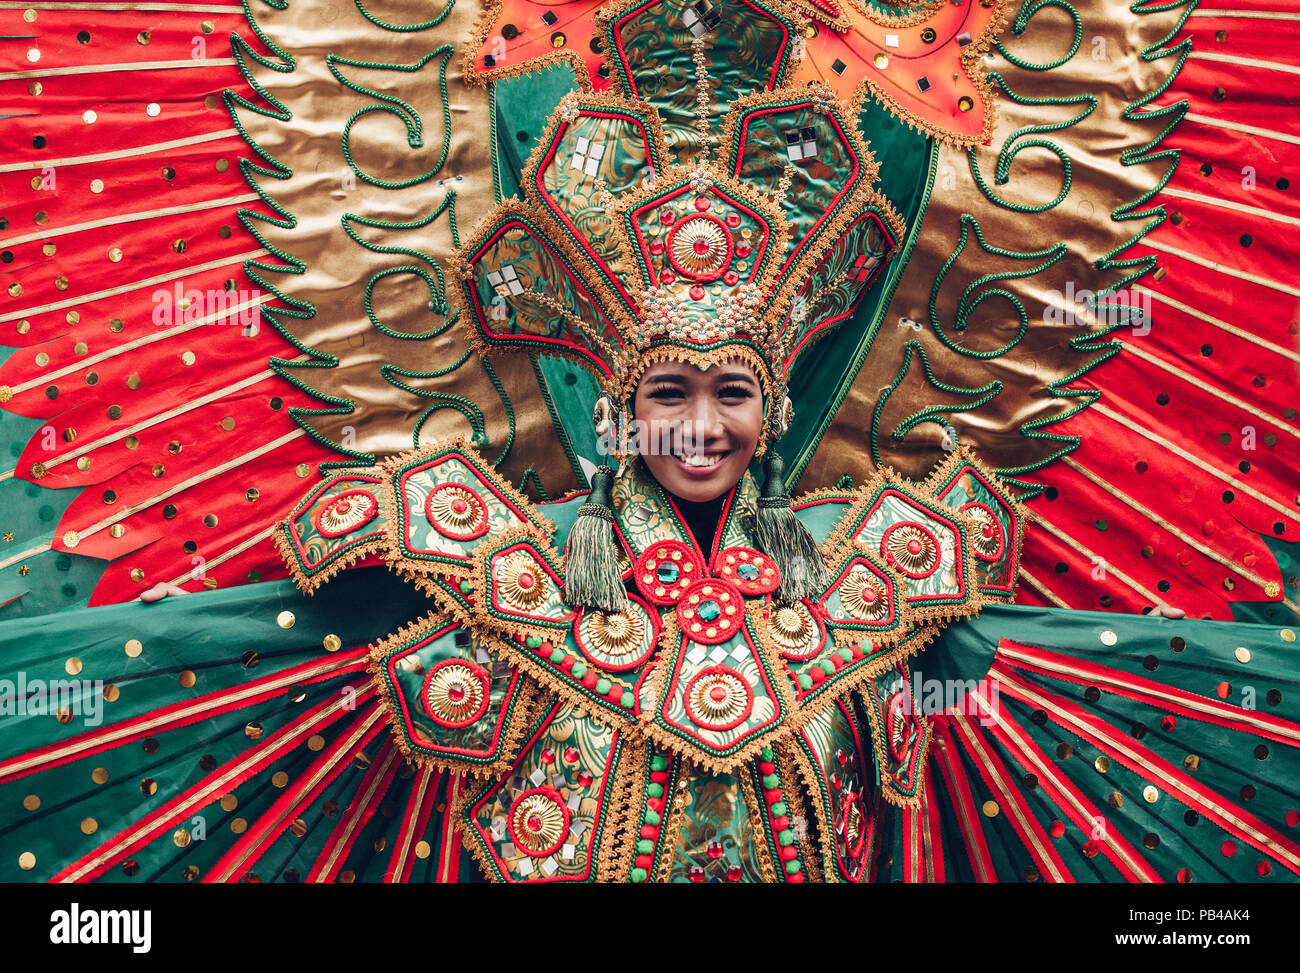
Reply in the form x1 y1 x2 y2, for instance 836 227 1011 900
632 360 764 506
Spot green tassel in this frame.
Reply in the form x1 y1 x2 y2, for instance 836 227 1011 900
754 451 829 603
564 467 631 614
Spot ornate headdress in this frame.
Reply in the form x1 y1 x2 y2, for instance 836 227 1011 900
452 0 1000 607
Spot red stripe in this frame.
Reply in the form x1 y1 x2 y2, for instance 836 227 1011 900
308 741 402 883
204 702 386 882
385 764 441 882
921 762 945 883
993 662 1300 877
966 683 1160 882
928 720 996 882
947 713 1074 883
0 647 368 784
50 683 375 883
997 639 1300 749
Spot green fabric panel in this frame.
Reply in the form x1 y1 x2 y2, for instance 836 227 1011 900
494 65 581 201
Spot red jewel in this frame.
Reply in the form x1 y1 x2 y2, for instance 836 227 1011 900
1161 714 1177 731
709 686 727 702
726 864 743 882
452 498 467 514
527 813 542 832
660 270 676 285
1082 840 1100 859
694 239 712 256
723 270 738 286
707 840 723 859
1050 820 1066 838
517 571 534 589
830 773 842 790
660 208 675 225
650 242 665 256
563 746 580 764
836 750 848 767
860 586 877 604
983 523 996 538
694 196 710 211
907 539 923 555
689 285 705 300
735 243 751 257
447 683 465 703
577 770 593 787
540 747 555 765
335 500 351 514
689 865 706 882
725 212 741 227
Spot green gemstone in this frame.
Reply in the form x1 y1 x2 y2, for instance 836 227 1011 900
549 648 565 664
650 755 669 772
630 867 648 882
636 839 654 854
771 801 788 816
459 579 473 594
646 782 663 798
595 678 612 694
696 599 722 623
761 774 779 790
784 860 802 876
797 674 813 690
525 635 541 649
778 829 795 845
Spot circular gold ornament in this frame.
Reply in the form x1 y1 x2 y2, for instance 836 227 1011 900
495 550 548 611
421 660 490 728
839 566 888 621
508 787 570 858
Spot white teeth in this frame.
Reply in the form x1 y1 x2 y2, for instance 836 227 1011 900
674 451 726 468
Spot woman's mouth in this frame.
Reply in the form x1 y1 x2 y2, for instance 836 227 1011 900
670 448 732 474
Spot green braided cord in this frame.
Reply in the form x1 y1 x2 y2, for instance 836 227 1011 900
519 468 552 502
927 214 1067 360
967 73 1097 213
328 47 454 189
995 0 1083 71
869 340 1003 466
529 355 584 484
351 0 453 32
482 357 517 467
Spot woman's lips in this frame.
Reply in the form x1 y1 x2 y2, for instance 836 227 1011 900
670 448 732 477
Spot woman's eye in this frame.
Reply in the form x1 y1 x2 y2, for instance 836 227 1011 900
647 385 685 400
718 384 754 400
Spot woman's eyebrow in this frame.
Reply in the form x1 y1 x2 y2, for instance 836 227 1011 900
713 370 758 385
646 373 689 385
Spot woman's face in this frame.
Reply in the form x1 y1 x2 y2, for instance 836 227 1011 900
632 359 764 503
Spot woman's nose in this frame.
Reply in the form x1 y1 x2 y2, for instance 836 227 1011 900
688 396 725 441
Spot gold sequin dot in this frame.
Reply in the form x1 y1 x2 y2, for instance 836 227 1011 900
323 634 341 652
92 767 109 784
271 771 289 788
1095 755 1111 773
179 670 196 688
1235 647 1252 664
339 870 355 883
289 818 307 837
296 463 310 478
18 852 35 871
130 568 145 582
65 657 82 675
82 110 96 124
245 722 263 740
215 158 229 173
146 103 160 117
103 684 119 702
181 351 196 366
220 416 235 431
1099 630 1118 646
125 638 143 657
90 179 104 193
981 800 999 818
307 734 325 752
80 817 98 835
219 794 238 812
1143 785 1159 804
277 610 296 629
63 530 79 548
414 840 431 859
230 818 248 834
23 9 36 21
35 352 49 367
173 829 191 847
28 81 42 96
23 794 40 811
201 19 215 33
110 318 124 333
126 374 141 390
1282 629 1296 643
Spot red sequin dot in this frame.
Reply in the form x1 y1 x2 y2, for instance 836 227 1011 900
735 243 751 258
1049 820 1066 838
1221 840 1237 857
723 270 739 285
694 196 710 211
660 270 676 286
563 746 580 764
650 242 665 256
726 864 743 882
1177 868 1191 883
660 208 675 225
1161 715 1177 732
689 285 705 301
1287 810 1299 827
1258 860 1272 877
577 770 593 787
725 212 741 227
689 864 705 883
